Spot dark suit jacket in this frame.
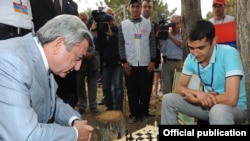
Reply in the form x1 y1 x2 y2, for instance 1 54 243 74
31 0 78 31
31 0 79 107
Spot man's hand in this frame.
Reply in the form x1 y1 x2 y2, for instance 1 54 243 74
73 120 94 141
147 62 155 72
196 91 217 107
182 90 217 107
182 90 199 104
105 23 112 36
123 62 132 75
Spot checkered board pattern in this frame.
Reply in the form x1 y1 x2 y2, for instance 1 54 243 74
116 125 158 141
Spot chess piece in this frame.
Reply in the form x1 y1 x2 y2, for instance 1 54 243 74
128 132 134 141
117 132 121 139
148 134 152 141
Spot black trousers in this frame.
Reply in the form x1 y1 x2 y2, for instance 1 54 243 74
54 71 78 108
124 66 154 117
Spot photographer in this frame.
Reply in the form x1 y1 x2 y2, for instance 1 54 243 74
91 7 124 112
76 12 99 115
160 15 183 94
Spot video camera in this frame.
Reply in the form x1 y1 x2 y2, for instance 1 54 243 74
158 13 176 40
90 7 112 33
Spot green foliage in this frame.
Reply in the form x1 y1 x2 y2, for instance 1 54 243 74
85 8 93 18
225 0 235 16
151 0 176 23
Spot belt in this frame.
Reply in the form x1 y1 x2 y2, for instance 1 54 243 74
166 58 182 62
0 23 31 35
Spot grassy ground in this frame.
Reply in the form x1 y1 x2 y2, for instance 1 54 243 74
79 86 163 141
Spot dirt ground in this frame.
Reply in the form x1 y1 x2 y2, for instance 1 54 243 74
78 87 163 141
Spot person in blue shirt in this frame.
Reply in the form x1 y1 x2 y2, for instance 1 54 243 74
161 19 247 125
160 15 183 94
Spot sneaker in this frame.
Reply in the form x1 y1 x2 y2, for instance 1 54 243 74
147 113 155 117
106 108 114 111
128 116 137 124
90 108 99 114
141 116 149 123
78 108 85 115
97 101 105 105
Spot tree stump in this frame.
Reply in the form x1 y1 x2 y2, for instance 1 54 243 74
95 110 125 141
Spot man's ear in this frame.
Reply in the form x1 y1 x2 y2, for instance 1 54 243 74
212 36 217 46
53 37 64 55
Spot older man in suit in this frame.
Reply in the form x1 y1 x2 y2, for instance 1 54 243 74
0 15 93 141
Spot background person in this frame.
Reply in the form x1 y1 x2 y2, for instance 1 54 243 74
209 0 236 48
76 12 99 114
91 7 124 111
160 15 183 94
0 0 33 40
0 15 94 141
141 0 160 116
118 0 156 123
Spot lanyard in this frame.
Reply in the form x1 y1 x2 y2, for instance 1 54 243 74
197 45 217 90
197 63 214 89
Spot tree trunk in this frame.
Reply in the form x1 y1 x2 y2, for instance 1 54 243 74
236 0 250 123
181 0 202 59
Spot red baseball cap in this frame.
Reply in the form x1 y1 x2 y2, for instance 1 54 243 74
213 0 226 5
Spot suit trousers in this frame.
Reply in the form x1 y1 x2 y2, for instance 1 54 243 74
125 66 154 117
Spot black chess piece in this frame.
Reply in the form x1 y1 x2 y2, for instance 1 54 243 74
117 132 121 139
126 130 129 141
148 134 152 141
128 132 134 141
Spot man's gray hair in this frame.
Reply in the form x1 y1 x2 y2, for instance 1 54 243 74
36 14 93 51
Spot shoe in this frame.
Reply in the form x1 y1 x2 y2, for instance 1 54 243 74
128 116 137 124
147 113 155 117
78 108 85 114
106 108 114 111
141 116 149 123
90 108 99 114
97 101 105 105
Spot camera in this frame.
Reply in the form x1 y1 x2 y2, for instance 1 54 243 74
90 7 113 33
158 13 176 40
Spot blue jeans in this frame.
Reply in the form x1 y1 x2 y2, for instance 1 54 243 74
102 65 124 111
76 52 99 110
161 93 247 125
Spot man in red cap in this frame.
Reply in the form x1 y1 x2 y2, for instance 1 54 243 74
209 0 236 48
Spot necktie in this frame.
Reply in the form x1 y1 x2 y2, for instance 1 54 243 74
54 0 61 14
48 73 56 123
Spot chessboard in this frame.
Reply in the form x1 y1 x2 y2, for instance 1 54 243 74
114 124 159 141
